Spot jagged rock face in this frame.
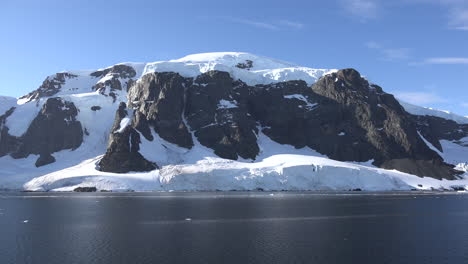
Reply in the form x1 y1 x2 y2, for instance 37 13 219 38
98 69 461 179
0 107 18 157
0 98 83 167
98 103 157 173
91 65 137 95
412 115 468 152
185 72 259 160
91 65 137 80
128 72 193 148
19 73 77 102
311 69 460 179
13 98 83 162
248 80 360 158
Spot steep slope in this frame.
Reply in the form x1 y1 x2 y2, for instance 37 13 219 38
399 101 468 124
0 52 467 191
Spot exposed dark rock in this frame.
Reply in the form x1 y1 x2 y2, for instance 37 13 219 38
98 103 157 173
73 187 97 192
309 69 460 179
19 73 78 102
0 98 83 166
91 106 101 111
411 115 468 152
91 65 137 94
380 159 460 180
236 60 253 70
35 153 56 167
450 185 465 191
128 72 193 148
185 71 259 159
90 65 137 79
11 97 83 160
0 107 19 157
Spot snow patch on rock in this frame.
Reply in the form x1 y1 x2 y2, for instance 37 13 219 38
284 94 318 109
5 99 44 137
218 99 238 109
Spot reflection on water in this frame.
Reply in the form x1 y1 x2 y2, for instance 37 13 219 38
1 192 468 264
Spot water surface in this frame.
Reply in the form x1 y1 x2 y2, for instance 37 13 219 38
1 192 467 264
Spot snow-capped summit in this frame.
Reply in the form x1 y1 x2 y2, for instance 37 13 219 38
144 52 336 86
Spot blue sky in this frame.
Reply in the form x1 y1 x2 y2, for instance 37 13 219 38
1 0 467 115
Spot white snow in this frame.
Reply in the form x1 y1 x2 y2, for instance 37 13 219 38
338 132 346 136
0 131 461 192
439 137 468 167
17 149 468 192
284 94 318 109
5 99 44 137
144 52 336 86
117 117 131 133
218 99 238 109
417 131 443 156
399 100 468 124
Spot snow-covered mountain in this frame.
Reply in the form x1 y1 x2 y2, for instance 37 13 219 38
1 52 467 191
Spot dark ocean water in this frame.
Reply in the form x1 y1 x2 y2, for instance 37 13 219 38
1 192 468 264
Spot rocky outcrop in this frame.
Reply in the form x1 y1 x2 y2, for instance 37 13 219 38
0 107 18 157
0 98 83 167
185 71 259 160
92 65 137 94
128 72 193 148
98 102 157 173
19 73 77 102
309 69 460 179
35 153 56 167
412 115 468 152
92 69 465 179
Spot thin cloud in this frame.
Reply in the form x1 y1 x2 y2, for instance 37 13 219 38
449 8 468 30
342 0 379 21
229 18 279 30
278 20 305 29
421 57 468 64
226 18 305 31
407 0 468 30
366 41 410 61
461 102 468 107
395 92 447 105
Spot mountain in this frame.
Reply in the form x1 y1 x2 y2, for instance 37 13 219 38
0 52 467 191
